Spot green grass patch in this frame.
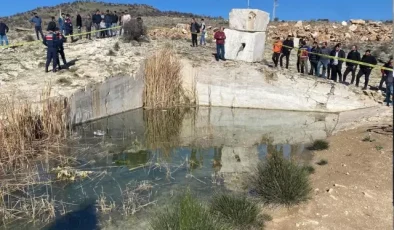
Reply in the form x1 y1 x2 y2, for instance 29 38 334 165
362 135 375 142
307 140 329 151
316 159 328 166
375 145 383 151
302 165 316 174
249 151 312 206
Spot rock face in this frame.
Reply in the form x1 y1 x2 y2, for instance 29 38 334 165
225 9 269 63
224 29 266 62
350 19 366 25
229 9 270 32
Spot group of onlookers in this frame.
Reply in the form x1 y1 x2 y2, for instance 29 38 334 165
272 36 393 106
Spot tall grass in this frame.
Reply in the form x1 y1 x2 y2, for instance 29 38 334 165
0 86 69 174
143 48 193 109
150 190 228 230
249 151 312 206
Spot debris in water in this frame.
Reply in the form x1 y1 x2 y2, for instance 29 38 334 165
94 130 106 136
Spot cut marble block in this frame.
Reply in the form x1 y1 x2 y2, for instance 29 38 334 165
224 28 266 63
229 9 270 32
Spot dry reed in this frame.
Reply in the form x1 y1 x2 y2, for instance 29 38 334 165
143 47 192 109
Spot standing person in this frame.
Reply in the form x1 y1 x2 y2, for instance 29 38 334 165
355 50 378 90
343 45 361 84
58 13 65 34
112 11 119 36
104 10 112 37
296 38 304 73
214 27 226 61
316 42 331 78
64 14 74 42
84 14 93 40
99 19 106 38
55 27 67 69
190 18 200 47
76 13 82 40
92 10 102 39
47 16 57 32
309 42 320 75
385 66 394 106
119 12 124 36
272 37 282 68
299 40 310 74
379 58 393 90
30 13 44 40
329 44 346 82
280 35 294 69
0 18 9 46
43 24 59 73
200 18 206 46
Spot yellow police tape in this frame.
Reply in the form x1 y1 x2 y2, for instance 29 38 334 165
277 43 392 72
1 26 391 73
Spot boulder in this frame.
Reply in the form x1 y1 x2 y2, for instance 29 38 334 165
349 24 357 32
350 19 366 25
224 28 266 63
229 9 270 32
176 23 189 30
341 21 348 26
295 20 303 28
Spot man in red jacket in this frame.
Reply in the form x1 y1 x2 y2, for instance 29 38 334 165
214 27 226 61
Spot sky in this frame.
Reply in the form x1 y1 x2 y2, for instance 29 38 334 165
1 0 392 21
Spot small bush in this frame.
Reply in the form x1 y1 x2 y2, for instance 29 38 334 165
307 140 329 151
302 165 315 174
362 135 375 142
375 145 383 151
113 42 120 51
56 77 72 85
249 151 312 206
122 18 147 43
210 193 263 229
150 190 227 230
316 159 328 166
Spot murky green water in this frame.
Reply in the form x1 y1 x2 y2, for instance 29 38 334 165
4 107 339 230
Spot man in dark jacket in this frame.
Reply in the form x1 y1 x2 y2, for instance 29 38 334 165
190 18 200 47
309 42 320 75
385 65 393 106
329 44 346 82
30 13 44 40
47 17 57 32
280 35 294 69
355 50 378 90
343 45 361 84
55 27 67 69
112 11 119 36
64 14 74 42
43 25 59 72
316 42 331 78
76 13 82 39
92 10 102 39
0 18 9 46
104 10 113 37
379 58 393 90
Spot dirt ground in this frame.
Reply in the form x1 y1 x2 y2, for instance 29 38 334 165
265 123 393 230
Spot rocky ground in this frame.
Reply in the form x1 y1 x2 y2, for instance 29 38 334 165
266 123 393 230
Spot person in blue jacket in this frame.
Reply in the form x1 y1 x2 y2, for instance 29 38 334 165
58 13 65 34
30 13 44 40
104 10 113 37
43 24 59 73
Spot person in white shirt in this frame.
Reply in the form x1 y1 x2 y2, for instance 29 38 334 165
199 18 206 46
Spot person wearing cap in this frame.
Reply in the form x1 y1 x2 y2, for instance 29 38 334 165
280 35 294 69
55 27 67 69
343 45 361 84
272 37 282 68
0 18 9 46
43 24 59 73
30 13 44 40
355 49 378 90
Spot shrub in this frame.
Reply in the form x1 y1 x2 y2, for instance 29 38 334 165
24 35 35 42
113 42 120 51
249 151 312 206
307 140 329 151
316 159 328 166
107 49 116 56
122 18 147 43
149 190 227 230
210 193 263 229
302 165 315 174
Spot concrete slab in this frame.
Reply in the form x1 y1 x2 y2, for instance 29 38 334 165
229 9 270 32
224 28 266 62
68 65 144 125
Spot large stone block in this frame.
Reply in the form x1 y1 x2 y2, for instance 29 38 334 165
224 28 266 62
229 9 270 32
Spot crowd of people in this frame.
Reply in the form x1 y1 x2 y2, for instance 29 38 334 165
272 36 393 106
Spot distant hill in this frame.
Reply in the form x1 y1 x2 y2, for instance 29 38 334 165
3 1 224 28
